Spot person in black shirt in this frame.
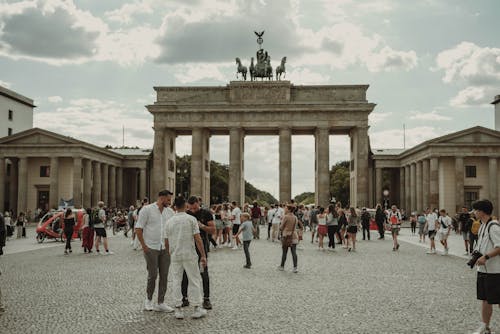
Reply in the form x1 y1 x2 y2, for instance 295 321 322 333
375 204 386 240
458 206 472 255
360 207 371 241
181 196 215 310
63 208 76 255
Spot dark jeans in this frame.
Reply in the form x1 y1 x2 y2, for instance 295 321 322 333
281 244 297 268
268 223 272 239
327 225 338 248
469 232 478 252
243 240 251 266
376 222 385 238
64 228 73 250
410 222 416 234
182 255 210 300
362 224 370 240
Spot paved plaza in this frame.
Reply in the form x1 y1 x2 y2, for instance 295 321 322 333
0 227 495 334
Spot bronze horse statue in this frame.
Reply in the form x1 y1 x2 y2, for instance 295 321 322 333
235 57 247 80
276 56 286 80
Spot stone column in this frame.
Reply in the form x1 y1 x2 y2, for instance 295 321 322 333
0 157 5 213
489 158 498 216
17 157 28 214
404 165 410 211
375 167 382 206
152 127 165 197
279 127 292 203
315 127 330 207
72 156 82 208
351 126 369 208
92 162 101 206
9 158 18 214
422 159 430 210
190 128 211 203
416 161 423 212
399 167 405 209
410 163 416 213
49 157 59 210
83 159 92 208
164 129 177 193
139 167 147 200
116 167 123 208
229 128 245 205
455 157 464 212
109 165 116 208
101 164 109 206
429 157 439 210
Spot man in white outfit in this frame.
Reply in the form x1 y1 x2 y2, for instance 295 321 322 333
165 196 207 320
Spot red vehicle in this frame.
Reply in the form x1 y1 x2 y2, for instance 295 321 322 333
36 209 85 243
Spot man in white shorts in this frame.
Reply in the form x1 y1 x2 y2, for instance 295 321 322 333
437 209 452 255
424 208 438 254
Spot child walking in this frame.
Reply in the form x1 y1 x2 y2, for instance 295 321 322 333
236 213 255 269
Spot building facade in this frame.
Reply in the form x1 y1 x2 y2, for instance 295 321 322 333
0 85 34 138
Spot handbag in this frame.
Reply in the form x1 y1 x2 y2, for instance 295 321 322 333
282 217 297 248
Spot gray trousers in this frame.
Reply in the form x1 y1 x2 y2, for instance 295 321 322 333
144 249 171 303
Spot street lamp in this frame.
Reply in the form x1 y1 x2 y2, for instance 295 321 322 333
383 189 390 210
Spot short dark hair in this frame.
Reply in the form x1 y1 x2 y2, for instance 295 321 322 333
158 190 173 197
472 199 493 215
174 196 186 209
187 196 199 204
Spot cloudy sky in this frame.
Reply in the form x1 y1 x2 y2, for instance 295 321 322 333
1 0 499 198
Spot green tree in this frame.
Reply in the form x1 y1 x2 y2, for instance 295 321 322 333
294 192 315 205
330 161 350 207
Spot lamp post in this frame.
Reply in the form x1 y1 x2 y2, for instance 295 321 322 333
383 189 390 210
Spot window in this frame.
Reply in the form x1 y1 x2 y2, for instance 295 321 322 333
465 165 476 178
8 128 12 136
40 166 50 177
465 191 479 209
8 110 13 121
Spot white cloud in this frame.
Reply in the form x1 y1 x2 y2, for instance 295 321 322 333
287 67 330 84
449 86 498 108
173 63 229 84
369 111 393 125
47 96 63 103
104 1 154 24
409 110 451 121
370 126 439 149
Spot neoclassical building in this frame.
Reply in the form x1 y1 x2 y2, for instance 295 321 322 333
0 128 150 214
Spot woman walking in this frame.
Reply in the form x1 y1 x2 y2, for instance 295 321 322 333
16 212 27 239
63 208 76 255
278 205 304 273
375 205 386 240
317 207 328 250
346 208 360 252
338 209 347 247
213 205 224 247
82 208 94 253
326 205 339 251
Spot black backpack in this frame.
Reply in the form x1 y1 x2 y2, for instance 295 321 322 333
91 209 100 226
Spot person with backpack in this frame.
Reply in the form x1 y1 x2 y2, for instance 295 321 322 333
437 209 452 256
458 207 472 255
417 211 427 243
471 199 500 334
470 212 481 253
93 201 112 255
387 205 402 251
250 202 261 240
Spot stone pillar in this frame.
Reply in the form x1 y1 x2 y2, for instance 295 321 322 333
49 157 59 210
399 167 405 209
429 157 439 210
17 157 28 214
351 126 369 208
0 157 5 213
404 165 410 211
410 163 416 213
279 127 292 203
139 167 147 200
315 127 330 208
72 156 82 208
116 167 123 208
375 167 382 206
489 158 498 216
9 158 18 214
101 164 109 206
422 159 430 210
190 128 211 203
152 127 165 197
92 162 101 206
83 159 92 208
416 161 423 213
109 165 116 208
164 129 177 193
455 157 464 212
229 128 245 205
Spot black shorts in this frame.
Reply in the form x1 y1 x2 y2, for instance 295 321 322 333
347 226 358 234
232 224 240 235
428 230 436 239
477 272 500 304
95 228 107 238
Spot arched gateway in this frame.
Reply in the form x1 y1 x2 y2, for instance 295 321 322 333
147 80 375 208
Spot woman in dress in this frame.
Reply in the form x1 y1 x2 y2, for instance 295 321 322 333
326 204 339 251
337 209 347 248
63 208 76 255
82 208 94 253
316 207 328 250
278 205 304 273
347 207 360 252
213 204 224 247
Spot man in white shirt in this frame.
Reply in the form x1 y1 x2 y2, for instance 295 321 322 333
231 202 242 250
471 199 500 334
271 204 284 242
437 209 452 255
135 190 174 312
424 208 438 254
267 205 277 240
165 196 207 320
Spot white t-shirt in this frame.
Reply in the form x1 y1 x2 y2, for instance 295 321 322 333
232 207 242 225
136 203 174 251
438 215 452 233
272 207 284 225
425 213 438 231
476 220 500 273
267 208 277 223
164 212 200 262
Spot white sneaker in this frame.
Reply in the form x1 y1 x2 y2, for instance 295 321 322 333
174 308 184 319
191 306 207 319
232 246 238 250
155 303 174 313
292 267 298 273
144 299 154 311
277 266 284 271
426 250 435 254
472 323 491 334
105 251 114 255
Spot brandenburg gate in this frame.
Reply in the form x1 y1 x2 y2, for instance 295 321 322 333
147 80 375 207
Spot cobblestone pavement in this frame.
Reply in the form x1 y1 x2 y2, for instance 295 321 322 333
0 229 495 334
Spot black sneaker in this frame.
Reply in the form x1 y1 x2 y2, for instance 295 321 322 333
243 265 251 269
202 299 212 310
181 298 190 307
396 244 400 250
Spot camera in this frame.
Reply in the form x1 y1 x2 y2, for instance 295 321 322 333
467 250 483 269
